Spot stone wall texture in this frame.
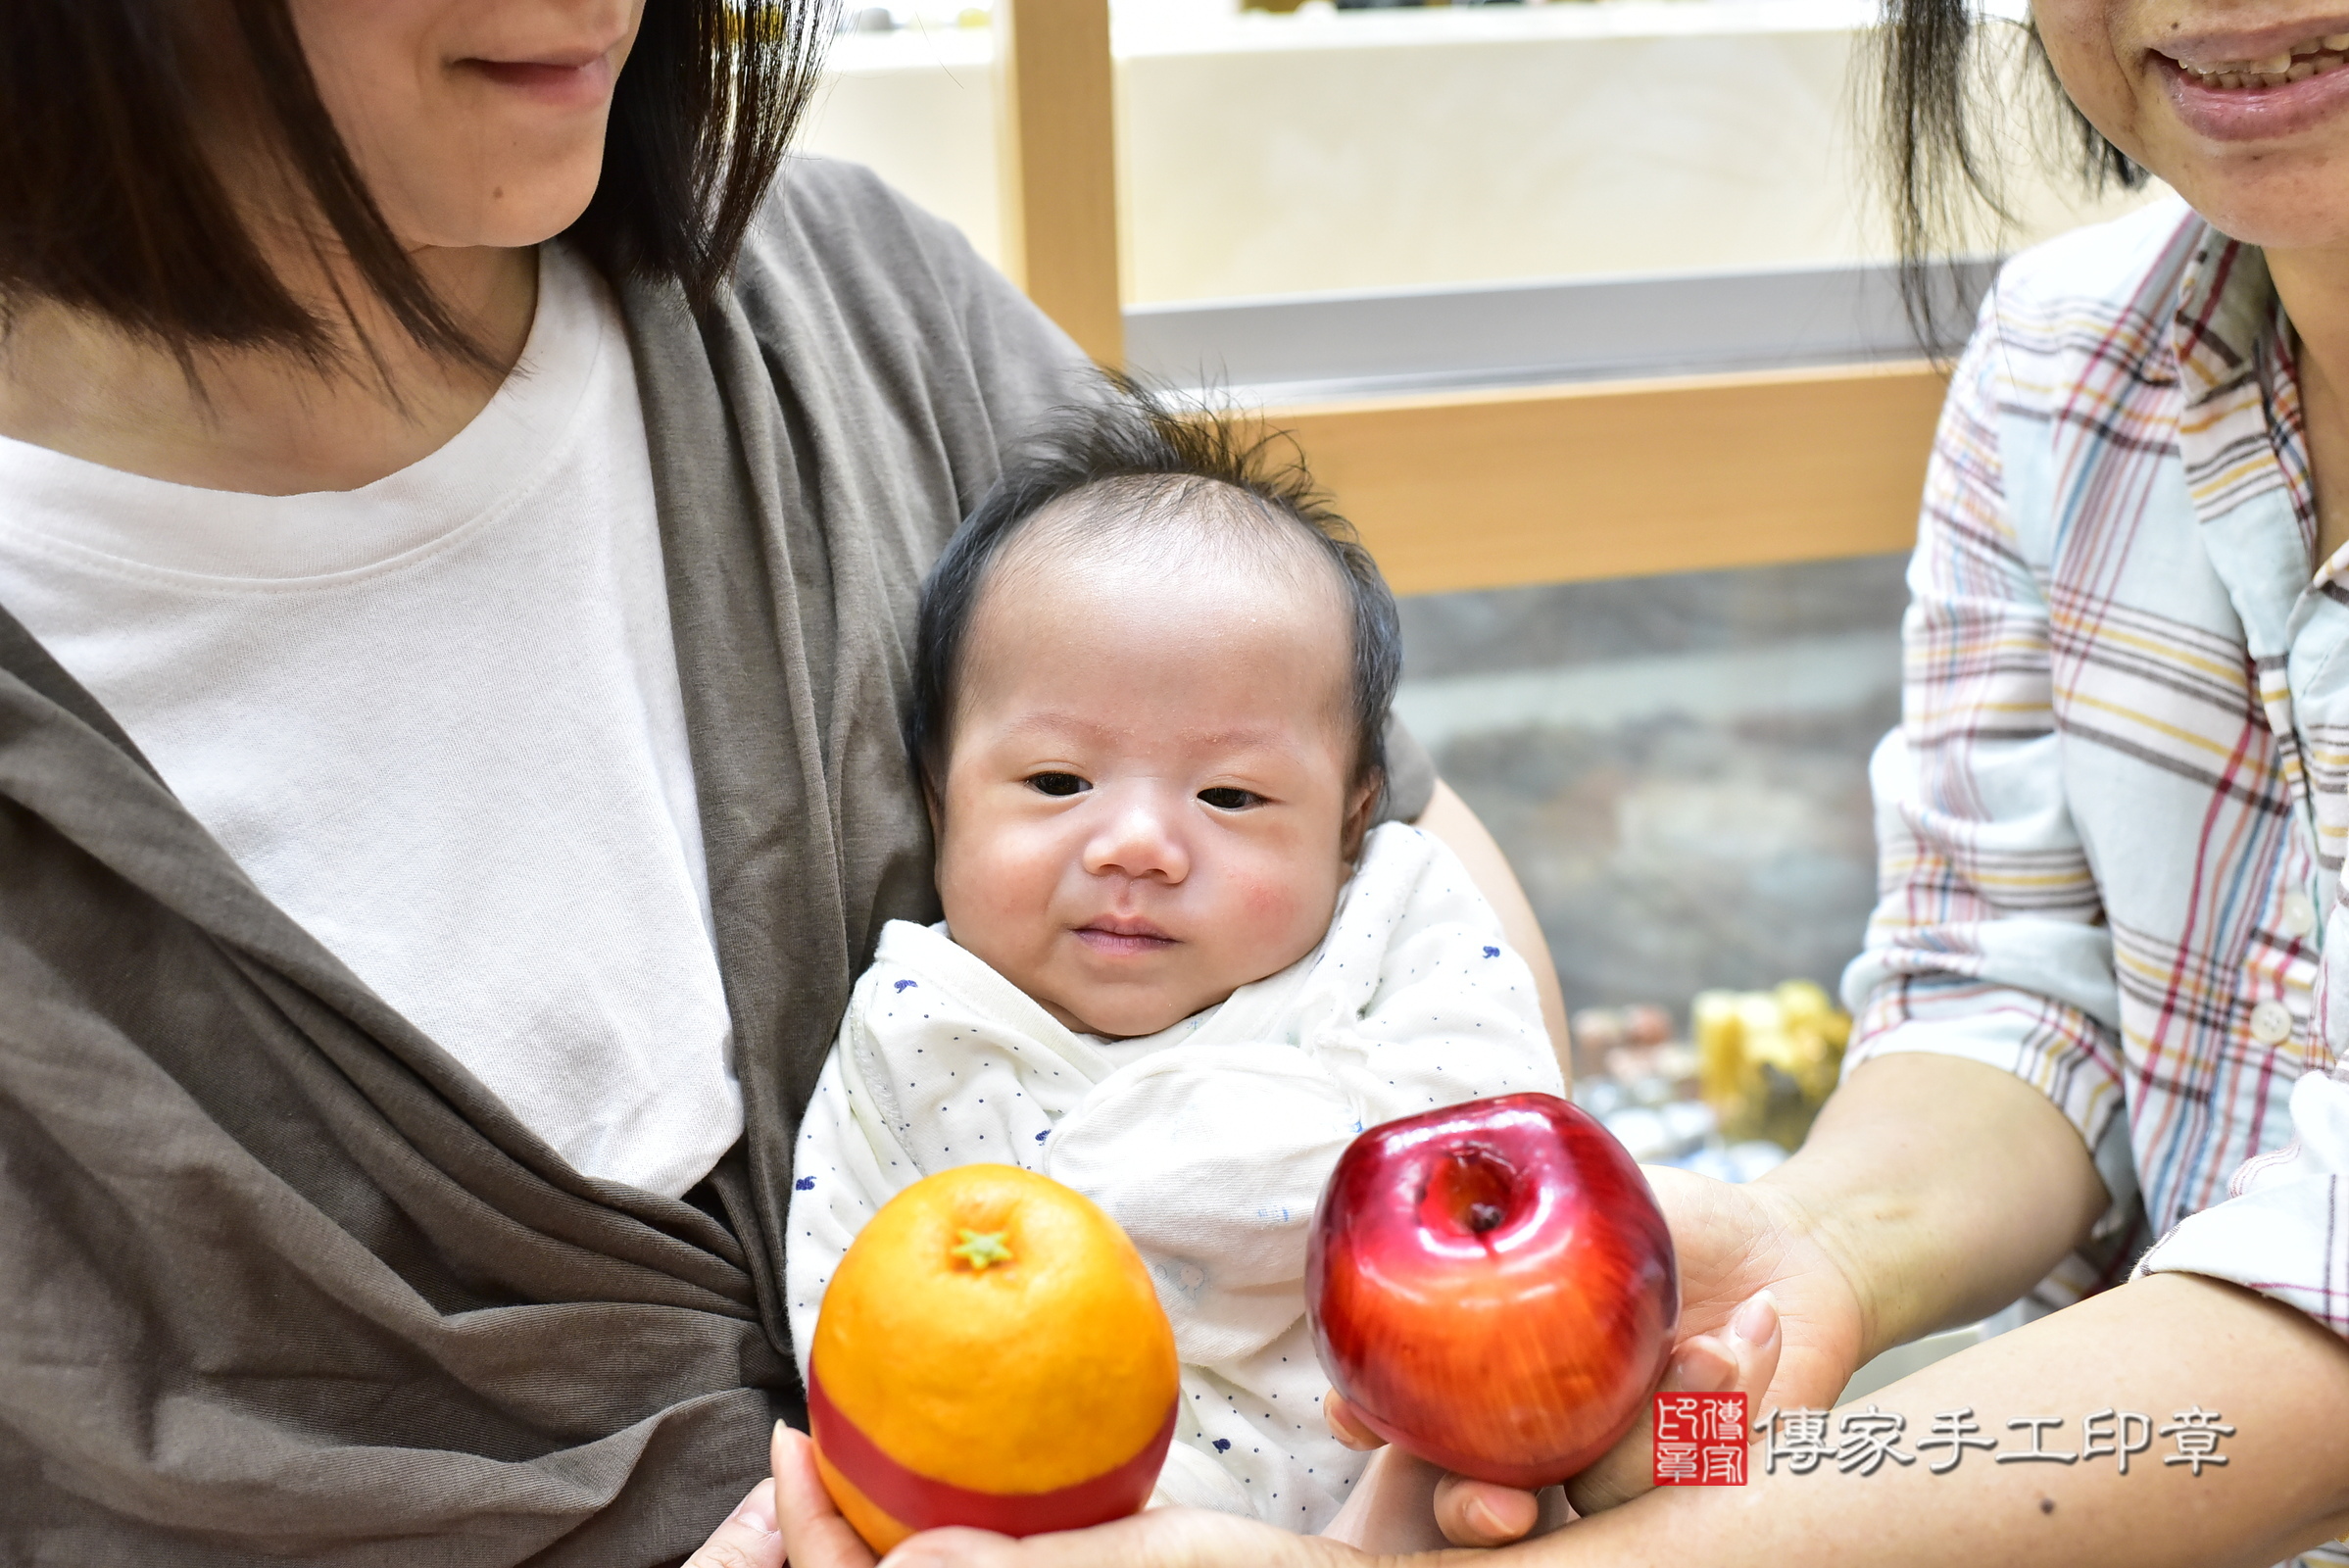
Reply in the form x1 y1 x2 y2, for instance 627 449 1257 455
1395 554 1910 1016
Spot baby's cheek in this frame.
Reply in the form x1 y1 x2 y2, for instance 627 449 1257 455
939 834 1051 950
1227 865 1339 959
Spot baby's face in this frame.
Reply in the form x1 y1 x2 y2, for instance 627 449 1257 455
933 536 1371 1039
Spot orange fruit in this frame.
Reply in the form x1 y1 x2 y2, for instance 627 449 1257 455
807 1163 1180 1552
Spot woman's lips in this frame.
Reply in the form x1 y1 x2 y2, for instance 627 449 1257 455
460 53 617 109
1073 918 1177 956
2160 45 2349 140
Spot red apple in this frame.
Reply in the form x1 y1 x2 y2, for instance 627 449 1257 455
1306 1092 1678 1489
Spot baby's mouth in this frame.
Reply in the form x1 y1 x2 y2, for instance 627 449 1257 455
1074 916 1177 956
2161 29 2349 87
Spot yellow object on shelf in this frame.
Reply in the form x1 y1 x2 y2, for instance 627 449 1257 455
1692 980 1850 1148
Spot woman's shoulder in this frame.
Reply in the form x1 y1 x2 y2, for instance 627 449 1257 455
1976 196 2204 378
739 156 966 291
729 155 1085 386
681 156 1090 493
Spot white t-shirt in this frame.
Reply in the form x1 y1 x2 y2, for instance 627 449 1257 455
0 245 741 1198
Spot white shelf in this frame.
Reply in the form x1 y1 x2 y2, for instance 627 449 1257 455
803 8 2154 306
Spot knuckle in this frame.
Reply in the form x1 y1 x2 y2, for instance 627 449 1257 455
683 1537 759 1568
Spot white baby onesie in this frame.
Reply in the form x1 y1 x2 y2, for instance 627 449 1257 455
786 822 1564 1534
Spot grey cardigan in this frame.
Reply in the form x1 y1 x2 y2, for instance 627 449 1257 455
0 159 1432 1566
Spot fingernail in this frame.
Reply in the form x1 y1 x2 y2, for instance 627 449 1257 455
1662 1341 1734 1393
734 1486 777 1537
1731 1290 1780 1347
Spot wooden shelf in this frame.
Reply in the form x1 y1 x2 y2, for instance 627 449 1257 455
994 0 1124 366
1262 361 1945 595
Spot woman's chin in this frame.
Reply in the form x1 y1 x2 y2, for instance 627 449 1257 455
387 156 608 255
2165 161 2349 252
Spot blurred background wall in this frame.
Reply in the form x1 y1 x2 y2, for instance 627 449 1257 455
1394 554 1907 1018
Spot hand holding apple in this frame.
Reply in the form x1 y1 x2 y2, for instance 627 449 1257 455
1554 1162 1852 1514
1306 1092 1679 1489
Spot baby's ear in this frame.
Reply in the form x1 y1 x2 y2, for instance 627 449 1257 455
1341 770 1384 861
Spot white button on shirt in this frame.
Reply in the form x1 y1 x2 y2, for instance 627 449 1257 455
2281 890 2319 939
2250 1000 2295 1047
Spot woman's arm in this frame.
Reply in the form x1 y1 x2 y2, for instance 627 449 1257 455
1538 1271 2349 1568
846 1272 2349 1568
1413 780 1570 1063
1748 1049 2108 1376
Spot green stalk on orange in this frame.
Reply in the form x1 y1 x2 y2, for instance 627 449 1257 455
807 1163 1180 1553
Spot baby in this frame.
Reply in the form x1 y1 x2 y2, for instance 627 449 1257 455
785 390 1563 1535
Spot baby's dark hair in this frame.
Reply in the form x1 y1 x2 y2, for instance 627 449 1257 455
907 380 1403 810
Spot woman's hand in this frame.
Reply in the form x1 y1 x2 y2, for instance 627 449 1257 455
769 1424 884 1568
1321 1277 1791 1544
1317 1163 1864 1547
1348 1053 2112 1548
876 1510 1350 1568
765 1421 1356 1568
1564 1167 1859 1512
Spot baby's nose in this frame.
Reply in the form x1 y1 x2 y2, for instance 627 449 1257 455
1083 791 1192 882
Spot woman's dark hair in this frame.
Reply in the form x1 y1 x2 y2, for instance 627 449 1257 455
0 0 828 372
1873 0 2146 338
908 381 1404 812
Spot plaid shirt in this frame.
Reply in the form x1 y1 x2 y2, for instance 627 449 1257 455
1841 199 2349 1354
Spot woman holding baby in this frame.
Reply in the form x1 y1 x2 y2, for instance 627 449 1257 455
3 3 2347 1568
0 1 1565 1561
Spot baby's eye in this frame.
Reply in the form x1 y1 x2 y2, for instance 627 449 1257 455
1198 787 1261 811
1027 771 1090 797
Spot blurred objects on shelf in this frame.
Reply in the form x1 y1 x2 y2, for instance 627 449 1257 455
1567 979 1847 1179
1567 1000 1670 1081
1692 978 1850 1150
834 1 997 31
1254 0 1570 10
1326 0 1536 11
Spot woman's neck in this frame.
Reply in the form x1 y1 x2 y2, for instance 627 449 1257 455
0 242 536 497
2271 244 2349 569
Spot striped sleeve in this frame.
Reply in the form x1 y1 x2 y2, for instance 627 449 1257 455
2135 1061 2349 1337
1838 300 2130 1165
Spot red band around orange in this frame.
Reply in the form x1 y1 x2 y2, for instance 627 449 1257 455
807 1366 1176 1538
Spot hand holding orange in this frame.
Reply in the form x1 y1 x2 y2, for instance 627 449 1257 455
807 1163 1180 1553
